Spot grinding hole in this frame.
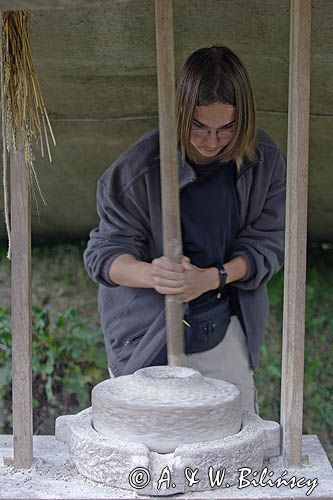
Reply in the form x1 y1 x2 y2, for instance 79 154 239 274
135 366 197 380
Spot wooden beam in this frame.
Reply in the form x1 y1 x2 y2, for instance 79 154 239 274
154 0 185 367
0 0 112 9
280 0 311 467
10 137 33 468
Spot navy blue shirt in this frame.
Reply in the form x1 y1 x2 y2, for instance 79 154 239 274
180 158 240 315
150 157 241 363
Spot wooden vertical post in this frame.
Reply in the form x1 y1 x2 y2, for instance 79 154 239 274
280 0 311 467
154 0 185 366
10 137 33 468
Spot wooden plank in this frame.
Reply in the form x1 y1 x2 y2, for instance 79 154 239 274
280 0 311 467
154 0 185 367
10 137 33 468
0 0 112 8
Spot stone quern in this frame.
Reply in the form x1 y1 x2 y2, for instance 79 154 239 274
55 366 281 496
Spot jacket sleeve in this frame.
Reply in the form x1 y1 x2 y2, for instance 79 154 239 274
83 178 149 288
230 149 287 291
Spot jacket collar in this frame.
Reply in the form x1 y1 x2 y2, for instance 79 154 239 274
177 145 263 190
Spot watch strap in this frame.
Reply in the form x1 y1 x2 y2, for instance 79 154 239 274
217 265 228 299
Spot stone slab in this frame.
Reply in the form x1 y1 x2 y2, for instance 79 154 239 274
54 407 280 494
1 434 332 499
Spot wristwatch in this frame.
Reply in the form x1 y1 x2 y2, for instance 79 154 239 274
216 265 228 299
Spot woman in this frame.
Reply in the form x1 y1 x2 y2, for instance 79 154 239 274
83 45 286 415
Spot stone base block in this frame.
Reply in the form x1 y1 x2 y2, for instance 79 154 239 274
1 434 333 499
55 407 281 495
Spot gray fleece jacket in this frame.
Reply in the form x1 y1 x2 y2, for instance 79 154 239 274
83 128 286 377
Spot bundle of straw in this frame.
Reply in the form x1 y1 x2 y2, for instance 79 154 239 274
0 10 56 259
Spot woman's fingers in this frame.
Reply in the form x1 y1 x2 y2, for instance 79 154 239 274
151 256 185 293
152 256 184 272
152 272 184 289
151 257 184 278
154 285 184 295
152 268 184 283
153 277 184 288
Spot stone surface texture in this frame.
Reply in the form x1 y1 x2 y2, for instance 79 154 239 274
92 366 241 453
55 406 280 495
1 434 333 498
55 366 280 494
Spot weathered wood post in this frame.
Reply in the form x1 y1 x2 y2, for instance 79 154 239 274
280 0 311 467
1 8 55 469
10 138 33 468
154 0 185 367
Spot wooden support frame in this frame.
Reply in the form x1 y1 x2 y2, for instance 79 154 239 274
280 0 311 467
0 0 111 8
5 0 313 471
154 0 185 367
10 137 33 468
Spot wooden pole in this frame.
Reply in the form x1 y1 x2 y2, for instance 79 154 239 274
154 0 185 366
280 0 311 467
10 136 33 468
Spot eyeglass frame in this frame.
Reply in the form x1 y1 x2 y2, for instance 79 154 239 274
190 118 237 139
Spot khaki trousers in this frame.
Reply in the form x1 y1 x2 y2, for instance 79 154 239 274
109 315 259 415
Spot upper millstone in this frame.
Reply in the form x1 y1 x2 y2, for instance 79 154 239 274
92 365 242 453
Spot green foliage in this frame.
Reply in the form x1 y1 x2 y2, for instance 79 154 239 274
0 241 331 462
303 260 333 447
0 305 108 434
254 270 283 419
255 246 333 462
0 307 12 406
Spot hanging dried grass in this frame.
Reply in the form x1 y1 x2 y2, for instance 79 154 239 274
0 11 56 259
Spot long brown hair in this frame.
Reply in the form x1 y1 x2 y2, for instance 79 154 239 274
176 46 258 170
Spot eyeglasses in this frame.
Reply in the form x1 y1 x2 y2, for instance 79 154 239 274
191 120 236 139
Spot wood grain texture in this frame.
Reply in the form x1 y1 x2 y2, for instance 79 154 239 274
280 0 311 467
10 137 33 468
154 0 185 367
0 0 111 8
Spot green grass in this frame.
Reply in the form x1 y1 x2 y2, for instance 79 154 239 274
0 304 108 434
0 241 108 434
254 244 333 463
0 241 332 462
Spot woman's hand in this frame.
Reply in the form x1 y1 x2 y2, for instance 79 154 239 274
150 255 215 302
181 256 212 303
150 256 185 295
